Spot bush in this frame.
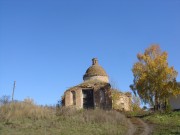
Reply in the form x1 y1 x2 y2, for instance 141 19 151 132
0 95 10 105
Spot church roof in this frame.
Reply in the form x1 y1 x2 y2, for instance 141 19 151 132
83 58 108 79
65 80 110 92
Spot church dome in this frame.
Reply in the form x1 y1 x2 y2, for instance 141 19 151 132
83 58 109 83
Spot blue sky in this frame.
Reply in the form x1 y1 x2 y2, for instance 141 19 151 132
0 0 180 105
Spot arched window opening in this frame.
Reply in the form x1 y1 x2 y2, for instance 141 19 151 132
71 91 76 105
100 89 105 103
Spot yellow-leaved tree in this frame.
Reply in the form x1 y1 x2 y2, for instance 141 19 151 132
130 45 179 110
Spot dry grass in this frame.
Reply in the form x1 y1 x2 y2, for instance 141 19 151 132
56 108 128 135
0 99 55 121
0 101 129 135
57 107 127 125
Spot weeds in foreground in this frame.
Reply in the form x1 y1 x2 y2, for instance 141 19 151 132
0 99 55 122
0 102 128 135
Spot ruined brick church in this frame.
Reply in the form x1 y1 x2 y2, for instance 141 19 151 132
64 58 132 111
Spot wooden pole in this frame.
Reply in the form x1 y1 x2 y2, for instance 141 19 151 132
12 81 16 102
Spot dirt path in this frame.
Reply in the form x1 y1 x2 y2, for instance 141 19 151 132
126 117 152 135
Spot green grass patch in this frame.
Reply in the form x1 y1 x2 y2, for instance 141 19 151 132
143 111 180 135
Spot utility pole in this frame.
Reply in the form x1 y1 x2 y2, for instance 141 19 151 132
12 81 16 102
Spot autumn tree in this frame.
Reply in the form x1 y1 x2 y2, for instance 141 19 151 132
130 45 179 110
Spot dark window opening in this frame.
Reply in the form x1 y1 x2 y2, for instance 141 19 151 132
82 89 94 109
71 91 76 105
100 89 105 103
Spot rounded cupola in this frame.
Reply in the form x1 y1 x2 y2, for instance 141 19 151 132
83 58 109 83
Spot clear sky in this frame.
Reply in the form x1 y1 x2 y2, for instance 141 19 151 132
0 0 180 105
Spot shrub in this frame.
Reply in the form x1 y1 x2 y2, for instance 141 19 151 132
0 95 10 105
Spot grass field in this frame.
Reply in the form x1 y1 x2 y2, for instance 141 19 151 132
1 99 179 135
0 101 128 135
143 111 180 135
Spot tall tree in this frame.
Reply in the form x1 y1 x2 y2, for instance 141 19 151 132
131 45 179 110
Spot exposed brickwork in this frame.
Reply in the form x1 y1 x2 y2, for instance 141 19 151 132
63 58 132 111
111 89 132 111
65 91 72 106
84 76 109 83
76 88 82 108
64 81 112 109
